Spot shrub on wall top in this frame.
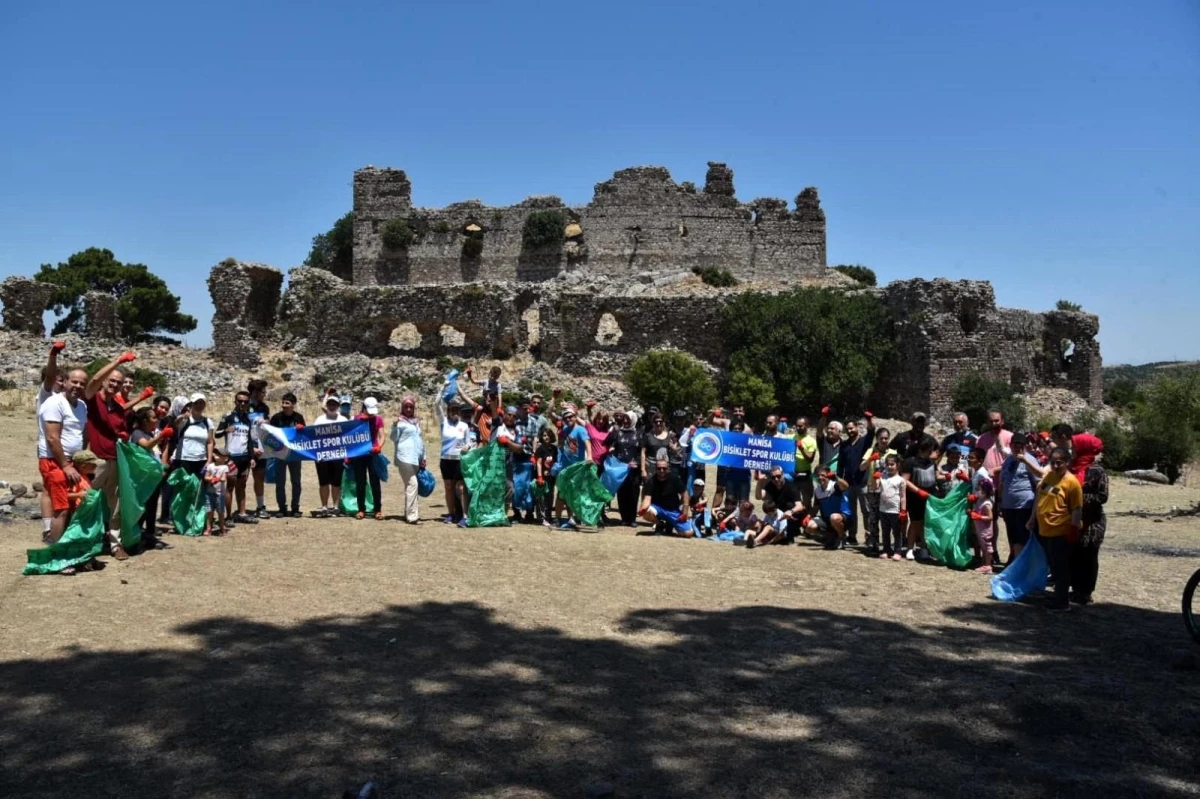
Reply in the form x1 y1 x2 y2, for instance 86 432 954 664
522 210 565 248
692 266 737 287
381 218 415 250
833 264 877 287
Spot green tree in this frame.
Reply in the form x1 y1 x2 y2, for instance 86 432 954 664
692 266 737 287
832 264 877 287
304 211 354 280
1131 371 1200 484
1055 299 1083 312
723 288 894 413
724 361 777 424
1093 418 1133 472
951 373 1027 432
1103 377 1140 408
35 248 196 341
522 210 565 248
381 218 415 250
625 350 717 415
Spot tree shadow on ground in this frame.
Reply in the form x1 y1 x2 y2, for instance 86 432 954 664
1 599 1198 798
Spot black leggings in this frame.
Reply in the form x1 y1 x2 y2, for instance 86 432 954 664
352 455 382 514
617 469 641 524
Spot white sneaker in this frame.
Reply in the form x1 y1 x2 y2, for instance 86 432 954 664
905 548 916 561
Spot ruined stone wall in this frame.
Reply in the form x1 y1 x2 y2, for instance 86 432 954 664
216 267 1103 421
351 162 826 287
0 277 56 337
82 291 122 339
875 279 1103 418
208 260 283 368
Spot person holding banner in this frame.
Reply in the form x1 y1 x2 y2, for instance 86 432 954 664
268 393 306 517
638 458 691 537
352 397 386 520
434 385 471 523
247 379 271 519
391 396 426 524
312 395 348 517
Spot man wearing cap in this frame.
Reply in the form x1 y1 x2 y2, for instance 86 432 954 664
38 366 89 544
551 406 592 527
492 405 528 521
892 411 938 461
311 394 349 517
216 390 257 523
83 351 137 559
247 379 271 519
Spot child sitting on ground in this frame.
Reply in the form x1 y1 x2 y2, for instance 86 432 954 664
725 500 759 540
747 498 788 548
65 449 99 524
203 448 234 536
690 478 710 535
969 476 996 574
712 495 738 532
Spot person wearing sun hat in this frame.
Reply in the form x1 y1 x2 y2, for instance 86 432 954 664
350 397 386 520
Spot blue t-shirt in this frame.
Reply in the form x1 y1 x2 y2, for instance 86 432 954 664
558 424 591 468
999 454 1038 510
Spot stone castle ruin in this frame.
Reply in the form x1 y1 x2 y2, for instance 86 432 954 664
0 161 1103 419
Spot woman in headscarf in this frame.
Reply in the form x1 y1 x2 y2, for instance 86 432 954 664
610 410 642 527
1069 441 1108 606
391 395 426 524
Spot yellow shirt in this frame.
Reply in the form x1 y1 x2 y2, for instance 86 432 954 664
794 434 818 474
1036 471 1082 538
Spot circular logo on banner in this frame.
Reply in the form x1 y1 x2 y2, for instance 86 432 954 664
691 431 722 464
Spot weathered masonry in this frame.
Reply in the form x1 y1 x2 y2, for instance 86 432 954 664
352 162 827 286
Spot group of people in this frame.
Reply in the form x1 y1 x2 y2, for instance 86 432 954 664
31 343 431 572
33 345 1109 609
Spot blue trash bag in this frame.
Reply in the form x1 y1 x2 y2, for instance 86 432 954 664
376 453 390 482
441 370 459 403
600 455 630 495
991 534 1050 601
512 460 535 511
264 458 277 485
417 467 437 498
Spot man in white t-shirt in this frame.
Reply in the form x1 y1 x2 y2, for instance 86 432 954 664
37 368 89 543
35 341 67 537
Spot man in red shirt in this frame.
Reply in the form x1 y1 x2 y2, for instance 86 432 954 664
85 351 137 560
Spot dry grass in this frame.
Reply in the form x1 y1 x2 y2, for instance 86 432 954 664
1 403 1199 798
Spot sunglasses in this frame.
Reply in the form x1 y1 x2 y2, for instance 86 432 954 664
655 466 670 472
1050 460 1066 467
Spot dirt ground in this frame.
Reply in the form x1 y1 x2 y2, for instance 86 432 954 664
2 397 1199 798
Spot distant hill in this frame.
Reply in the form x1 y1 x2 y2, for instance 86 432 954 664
1103 361 1200 387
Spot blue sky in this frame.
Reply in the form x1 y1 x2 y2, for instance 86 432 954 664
1 0 1197 366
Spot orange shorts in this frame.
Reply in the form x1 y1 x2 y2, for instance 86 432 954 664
38 458 70 512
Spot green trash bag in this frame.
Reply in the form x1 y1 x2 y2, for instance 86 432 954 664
168 468 207 536
24 489 109 575
341 464 375 515
117 441 164 550
461 442 510 528
555 461 614 527
923 482 974 569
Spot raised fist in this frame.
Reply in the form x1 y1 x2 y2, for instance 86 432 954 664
552 387 562 396
118 351 137 364
159 426 175 439
869 452 880 461
51 341 66 353
864 410 874 419
821 405 831 416
873 471 882 480
138 386 155 401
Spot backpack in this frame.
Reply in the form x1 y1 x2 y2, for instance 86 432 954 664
171 415 211 465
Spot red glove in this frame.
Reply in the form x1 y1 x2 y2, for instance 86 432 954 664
159 426 175 439
864 410 874 419
869 452 880 461
552 387 562 396
51 341 66 353
118 431 129 442
371 444 381 455
498 435 511 446
118 351 136 364
138 386 155 401
967 493 978 503
917 490 929 500
344 458 351 466
872 471 882 480
536 477 544 486
955 471 969 482
821 405 831 416
899 510 908 522
969 511 983 521
800 514 812 527
295 423 305 431
466 367 473 377
585 399 596 408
